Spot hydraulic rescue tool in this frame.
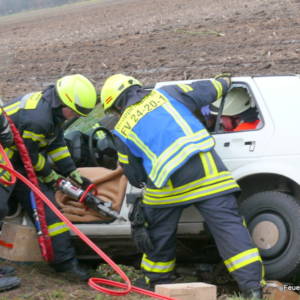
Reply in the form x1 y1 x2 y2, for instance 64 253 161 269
57 179 126 221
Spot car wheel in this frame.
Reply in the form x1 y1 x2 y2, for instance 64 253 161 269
239 191 300 281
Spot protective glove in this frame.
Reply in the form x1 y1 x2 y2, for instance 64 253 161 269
214 72 232 86
200 105 210 119
129 198 154 253
40 170 64 189
131 226 154 253
68 169 92 190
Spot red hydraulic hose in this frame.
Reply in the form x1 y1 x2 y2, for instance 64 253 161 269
0 164 178 300
0 144 16 186
2 111 54 262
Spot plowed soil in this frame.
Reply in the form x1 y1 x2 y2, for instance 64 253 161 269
1 0 300 100
0 0 300 299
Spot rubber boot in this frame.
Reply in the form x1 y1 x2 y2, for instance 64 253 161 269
52 258 90 281
241 287 263 299
0 277 21 292
133 277 155 291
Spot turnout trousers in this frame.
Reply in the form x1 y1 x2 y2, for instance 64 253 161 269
0 173 75 264
141 194 264 291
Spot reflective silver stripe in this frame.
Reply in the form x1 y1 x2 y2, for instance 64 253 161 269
226 252 259 270
211 79 223 99
149 129 212 183
48 222 69 237
143 179 238 205
48 147 70 162
127 131 156 164
118 152 129 164
202 152 213 175
145 172 232 196
4 101 20 115
23 130 47 147
200 152 218 176
34 154 46 171
224 248 262 273
163 102 193 135
154 137 215 188
141 255 175 273
19 93 35 108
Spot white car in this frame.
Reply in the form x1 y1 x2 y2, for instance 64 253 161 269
8 75 300 282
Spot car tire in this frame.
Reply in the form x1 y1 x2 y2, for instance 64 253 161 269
239 191 300 281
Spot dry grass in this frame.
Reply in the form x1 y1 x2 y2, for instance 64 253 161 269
0 261 150 300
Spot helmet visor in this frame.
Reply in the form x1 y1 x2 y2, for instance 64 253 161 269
74 103 93 116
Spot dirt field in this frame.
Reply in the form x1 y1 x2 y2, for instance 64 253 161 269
1 0 300 100
0 0 300 299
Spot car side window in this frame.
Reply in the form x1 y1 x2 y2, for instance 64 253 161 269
206 85 263 134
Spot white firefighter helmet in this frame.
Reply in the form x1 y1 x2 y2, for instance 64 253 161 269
211 87 252 116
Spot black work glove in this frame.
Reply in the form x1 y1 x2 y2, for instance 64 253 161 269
129 198 154 253
131 226 154 253
68 169 92 189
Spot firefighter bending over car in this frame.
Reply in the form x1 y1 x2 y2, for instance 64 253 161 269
100 73 265 299
0 74 97 281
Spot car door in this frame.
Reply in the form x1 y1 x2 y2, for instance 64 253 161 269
210 79 274 171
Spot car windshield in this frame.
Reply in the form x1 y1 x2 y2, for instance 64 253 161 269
64 103 104 135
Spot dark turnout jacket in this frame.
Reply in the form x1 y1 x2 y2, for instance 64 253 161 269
3 86 76 178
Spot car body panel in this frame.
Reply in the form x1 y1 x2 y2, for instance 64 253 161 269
75 75 300 236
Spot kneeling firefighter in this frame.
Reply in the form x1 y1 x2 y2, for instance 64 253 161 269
100 74 265 299
1 74 97 280
0 99 21 292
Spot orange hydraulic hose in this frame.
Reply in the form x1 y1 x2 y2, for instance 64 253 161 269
0 163 178 300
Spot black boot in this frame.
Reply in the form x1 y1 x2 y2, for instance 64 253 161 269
134 276 178 292
133 277 155 291
241 287 263 299
0 277 21 292
52 258 90 282
0 266 15 276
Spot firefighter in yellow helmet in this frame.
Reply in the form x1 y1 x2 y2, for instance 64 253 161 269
100 74 265 299
0 74 97 281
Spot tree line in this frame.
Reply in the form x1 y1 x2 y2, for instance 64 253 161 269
0 0 86 16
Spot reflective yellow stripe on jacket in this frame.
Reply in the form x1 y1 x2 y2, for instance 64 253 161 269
4 101 21 116
48 146 71 162
141 254 175 273
144 171 238 205
128 129 215 189
23 130 47 147
211 79 223 99
143 150 239 206
117 152 129 164
177 84 194 93
34 154 46 171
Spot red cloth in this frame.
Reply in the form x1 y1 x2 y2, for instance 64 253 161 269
234 120 260 131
